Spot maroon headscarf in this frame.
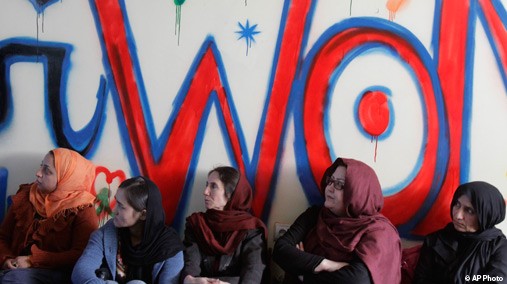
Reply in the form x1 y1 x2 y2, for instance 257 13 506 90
305 158 402 284
186 173 267 255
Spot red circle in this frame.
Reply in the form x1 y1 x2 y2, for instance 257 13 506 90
358 91 390 136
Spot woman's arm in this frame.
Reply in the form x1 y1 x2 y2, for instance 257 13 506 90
71 224 108 284
156 251 184 284
237 229 266 284
272 206 326 274
305 259 371 284
480 238 507 282
182 222 204 280
0 206 17 267
413 237 440 284
30 206 99 268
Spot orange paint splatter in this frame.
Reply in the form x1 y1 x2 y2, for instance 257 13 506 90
386 0 408 21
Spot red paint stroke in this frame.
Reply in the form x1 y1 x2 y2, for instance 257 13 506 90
93 0 310 222
95 166 127 187
358 90 389 136
93 166 126 223
412 0 469 235
251 0 312 217
358 90 390 162
303 27 441 227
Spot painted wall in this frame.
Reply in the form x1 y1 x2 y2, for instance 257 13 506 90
1 0 506 243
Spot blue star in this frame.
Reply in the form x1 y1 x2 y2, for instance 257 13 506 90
236 20 261 56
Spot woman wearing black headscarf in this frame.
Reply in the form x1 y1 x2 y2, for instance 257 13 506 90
72 176 185 284
414 181 507 284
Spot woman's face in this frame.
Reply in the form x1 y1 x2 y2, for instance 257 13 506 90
452 195 479 233
324 166 347 216
203 171 229 211
113 188 146 228
35 153 58 194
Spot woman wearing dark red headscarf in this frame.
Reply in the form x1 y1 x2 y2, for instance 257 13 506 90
0 148 99 283
182 166 268 284
414 181 507 284
273 158 401 284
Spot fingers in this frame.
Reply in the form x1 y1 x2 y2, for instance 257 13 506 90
296 241 305 251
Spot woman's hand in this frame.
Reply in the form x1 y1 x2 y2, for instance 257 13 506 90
2 256 32 269
314 258 349 273
183 275 230 284
13 256 32 268
2 258 18 269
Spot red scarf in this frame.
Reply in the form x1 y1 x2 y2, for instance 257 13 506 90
305 158 402 284
187 174 267 255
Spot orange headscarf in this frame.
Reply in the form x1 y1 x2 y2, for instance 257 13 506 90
29 148 97 218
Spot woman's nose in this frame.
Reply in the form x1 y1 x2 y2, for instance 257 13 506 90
454 209 464 220
326 183 334 192
203 187 210 196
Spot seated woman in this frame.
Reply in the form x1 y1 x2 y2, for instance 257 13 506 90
414 181 507 284
182 166 268 284
72 176 185 284
0 148 99 283
273 158 401 284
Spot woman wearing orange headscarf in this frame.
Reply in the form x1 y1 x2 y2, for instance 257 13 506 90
0 148 99 283
273 158 401 284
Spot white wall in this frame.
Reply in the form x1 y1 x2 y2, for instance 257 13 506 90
0 0 506 244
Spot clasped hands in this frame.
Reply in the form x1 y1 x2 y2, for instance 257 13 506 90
2 256 32 269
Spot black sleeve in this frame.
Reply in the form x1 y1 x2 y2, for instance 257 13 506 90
238 229 266 284
272 206 325 275
303 259 371 284
182 222 202 279
413 236 441 284
480 238 507 283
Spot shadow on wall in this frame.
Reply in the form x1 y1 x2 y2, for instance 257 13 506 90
0 152 42 221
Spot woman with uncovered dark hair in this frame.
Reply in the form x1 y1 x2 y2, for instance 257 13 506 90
182 166 268 284
72 176 184 284
414 181 507 284
273 158 401 284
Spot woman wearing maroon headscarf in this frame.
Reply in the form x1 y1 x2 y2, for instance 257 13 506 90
273 158 401 284
182 166 268 284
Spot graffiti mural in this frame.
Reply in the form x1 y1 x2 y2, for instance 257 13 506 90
0 0 506 238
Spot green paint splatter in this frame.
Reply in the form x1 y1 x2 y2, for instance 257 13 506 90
174 0 185 45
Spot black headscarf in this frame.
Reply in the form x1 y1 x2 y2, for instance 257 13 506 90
118 177 184 267
441 181 506 283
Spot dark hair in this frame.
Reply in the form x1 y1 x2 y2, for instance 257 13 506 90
208 166 240 198
118 176 149 212
320 158 347 191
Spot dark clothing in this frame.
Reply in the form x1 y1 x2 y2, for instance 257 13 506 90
414 224 507 284
0 268 70 284
273 206 372 284
117 178 184 272
274 158 401 284
182 226 266 284
415 181 507 284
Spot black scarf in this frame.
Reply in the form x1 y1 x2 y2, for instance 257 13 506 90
437 181 506 284
118 177 184 279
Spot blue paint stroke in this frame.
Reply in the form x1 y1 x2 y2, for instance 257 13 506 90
235 20 261 56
